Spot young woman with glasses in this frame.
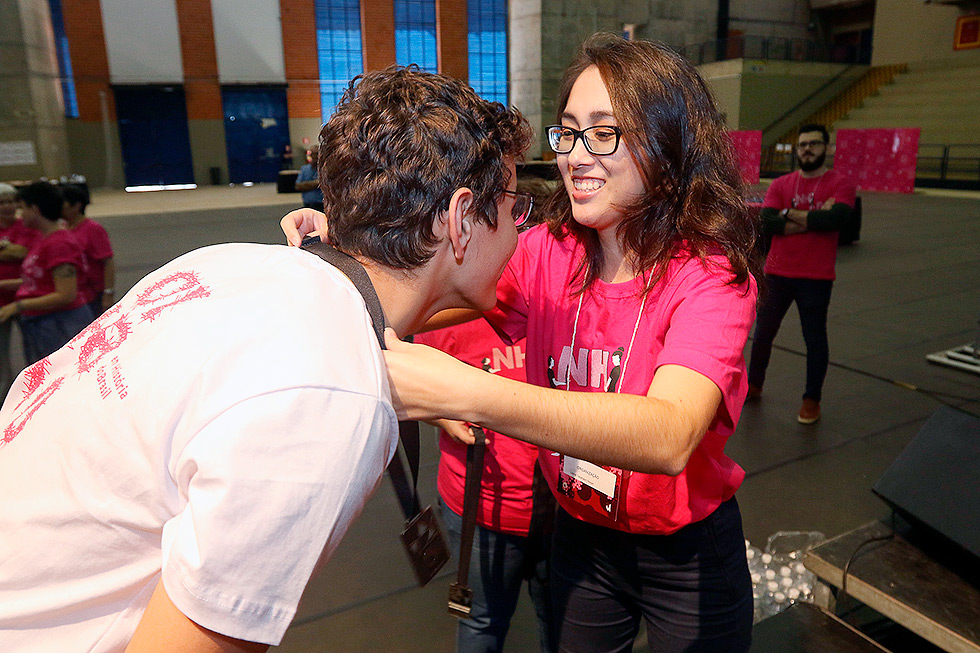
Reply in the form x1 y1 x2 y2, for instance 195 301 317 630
284 36 760 651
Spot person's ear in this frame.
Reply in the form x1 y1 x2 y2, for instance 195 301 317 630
445 187 475 263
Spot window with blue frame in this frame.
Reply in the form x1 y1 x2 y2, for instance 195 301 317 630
468 0 507 104
314 0 364 119
395 0 437 73
47 0 79 118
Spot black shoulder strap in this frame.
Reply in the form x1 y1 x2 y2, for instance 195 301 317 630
301 237 386 347
300 236 421 519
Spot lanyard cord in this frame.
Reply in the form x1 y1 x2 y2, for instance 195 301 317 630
792 170 826 210
565 288 648 393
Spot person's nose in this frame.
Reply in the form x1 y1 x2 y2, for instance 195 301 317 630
565 133 595 168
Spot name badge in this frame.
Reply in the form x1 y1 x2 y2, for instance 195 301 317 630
557 454 627 521
562 456 617 496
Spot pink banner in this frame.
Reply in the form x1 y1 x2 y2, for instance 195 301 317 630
728 130 762 185
833 128 920 194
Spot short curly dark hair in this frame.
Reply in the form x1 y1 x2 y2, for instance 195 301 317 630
61 183 91 212
18 181 63 222
797 124 829 144
318 66 533 269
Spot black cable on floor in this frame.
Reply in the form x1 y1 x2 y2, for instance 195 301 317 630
766 341 980 417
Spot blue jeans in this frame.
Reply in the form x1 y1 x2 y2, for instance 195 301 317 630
87 293 104 319
550 499 752 653
748 274 834 401
20 304 94 365
0 317 16 400
441 500 557 653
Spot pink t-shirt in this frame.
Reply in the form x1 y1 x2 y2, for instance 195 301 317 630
762 169 856 280
71 218 113 302
0 220 41 305
486 225 757 535
15 229 88 317
415 320 539 536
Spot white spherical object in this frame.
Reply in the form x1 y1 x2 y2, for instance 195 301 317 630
765 569 776 580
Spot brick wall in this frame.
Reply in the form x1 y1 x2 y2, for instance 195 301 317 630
361 0 396 72
436 0 467 80
279 0 321 120
61 0 113 122
176 0 222 120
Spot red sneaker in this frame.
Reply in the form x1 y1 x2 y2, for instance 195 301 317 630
746 383 763 400
797 399 821 424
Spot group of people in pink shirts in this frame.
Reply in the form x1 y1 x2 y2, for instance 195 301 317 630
0 181 114 396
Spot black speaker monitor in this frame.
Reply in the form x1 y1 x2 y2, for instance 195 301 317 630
873 406 980 560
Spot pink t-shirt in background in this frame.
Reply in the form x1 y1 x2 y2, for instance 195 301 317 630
762 169 857 280
71 217 113 303
15 229 88 317
0 220 41 305
486 225 757 536
416 320 539 536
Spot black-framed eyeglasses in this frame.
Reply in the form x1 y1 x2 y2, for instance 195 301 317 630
546 125 623 156
503 189 534 228
797 139 826 150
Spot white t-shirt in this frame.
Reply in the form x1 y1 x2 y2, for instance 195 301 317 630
0 243 399 650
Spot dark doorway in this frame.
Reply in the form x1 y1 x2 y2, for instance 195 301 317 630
222 87 291 184
114 86 195 187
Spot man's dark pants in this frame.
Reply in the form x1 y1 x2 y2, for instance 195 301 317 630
748 274 834 402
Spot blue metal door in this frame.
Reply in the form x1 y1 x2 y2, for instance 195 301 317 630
114 86 195 187
222 87 291 184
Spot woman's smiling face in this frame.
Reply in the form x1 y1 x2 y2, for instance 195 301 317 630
556 65 646 238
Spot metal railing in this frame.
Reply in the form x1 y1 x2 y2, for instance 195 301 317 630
680 35 868 67
916 144 980 186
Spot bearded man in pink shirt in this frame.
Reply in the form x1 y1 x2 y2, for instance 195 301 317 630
747 124 857 424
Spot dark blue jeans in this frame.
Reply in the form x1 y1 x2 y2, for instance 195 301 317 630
550 499 752 653
441 500 557 653
20 304 94 365
748 274 834 401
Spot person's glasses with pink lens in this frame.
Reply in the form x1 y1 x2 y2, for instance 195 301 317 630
502 190 534 228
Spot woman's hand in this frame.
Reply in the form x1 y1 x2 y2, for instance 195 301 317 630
280 208 327 247
383 328 480 423
428 418 483 445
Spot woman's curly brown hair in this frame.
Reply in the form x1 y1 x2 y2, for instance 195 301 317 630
319 65 533 269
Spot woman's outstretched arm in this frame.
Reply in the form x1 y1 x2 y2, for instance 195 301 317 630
383 329 721 476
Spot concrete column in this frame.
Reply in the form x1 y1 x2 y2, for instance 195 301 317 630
0 0 70 182
509 0 543 158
